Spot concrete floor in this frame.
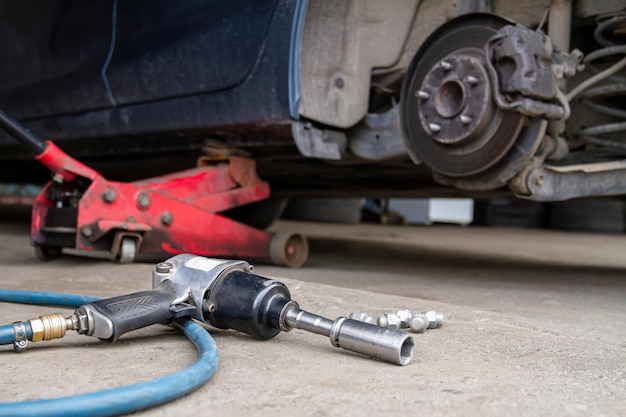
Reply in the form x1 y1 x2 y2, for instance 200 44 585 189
0 208 625 416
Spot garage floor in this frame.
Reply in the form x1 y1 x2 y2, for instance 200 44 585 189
1 207 625 416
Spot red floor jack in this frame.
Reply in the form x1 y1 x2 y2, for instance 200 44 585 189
0 110 308 267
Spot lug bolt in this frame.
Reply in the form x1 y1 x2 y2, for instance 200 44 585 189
355 309 444 332
350 312 375 325
439 61 453 71
416 90 430 100
459 115 473 125
394 309 413 328
464 75 479 86
423 310 444 329
428 123 442 133
102 189 116 203
408 314 429 333
377 313 401 330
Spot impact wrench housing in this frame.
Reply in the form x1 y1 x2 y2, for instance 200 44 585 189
65 254 414 365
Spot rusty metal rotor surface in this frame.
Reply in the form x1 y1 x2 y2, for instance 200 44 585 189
401 14 525 177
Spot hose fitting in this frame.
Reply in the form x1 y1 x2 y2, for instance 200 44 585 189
11 313 79 352
29 313 78 342
12 322 28 352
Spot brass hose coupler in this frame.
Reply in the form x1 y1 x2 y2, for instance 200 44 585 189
29 313 78 342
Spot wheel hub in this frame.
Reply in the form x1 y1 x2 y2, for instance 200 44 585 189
418 53 492 145
401 15 529 179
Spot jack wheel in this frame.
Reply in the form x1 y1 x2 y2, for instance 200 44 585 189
117 237 137 263
34 245 62 261
269 232 308 268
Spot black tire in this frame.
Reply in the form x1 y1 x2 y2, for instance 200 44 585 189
282 198 363 224
220 196 289 230
548 200 625 233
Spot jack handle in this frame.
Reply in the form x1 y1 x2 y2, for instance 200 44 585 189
0 109 47 156
0 109 99 182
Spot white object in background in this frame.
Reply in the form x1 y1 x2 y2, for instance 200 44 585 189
428 198 473 225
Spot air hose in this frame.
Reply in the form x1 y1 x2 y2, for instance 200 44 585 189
0 289 219 417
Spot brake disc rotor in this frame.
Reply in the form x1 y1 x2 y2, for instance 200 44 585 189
401 14 526 178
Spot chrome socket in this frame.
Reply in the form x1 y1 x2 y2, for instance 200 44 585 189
284 307 414 366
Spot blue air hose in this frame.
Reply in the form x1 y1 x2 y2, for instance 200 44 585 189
0 289 99 307
0 289 220 417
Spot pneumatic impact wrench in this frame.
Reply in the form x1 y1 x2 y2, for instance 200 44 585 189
14 254 415 365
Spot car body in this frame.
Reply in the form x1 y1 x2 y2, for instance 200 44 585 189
1 0 625 202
